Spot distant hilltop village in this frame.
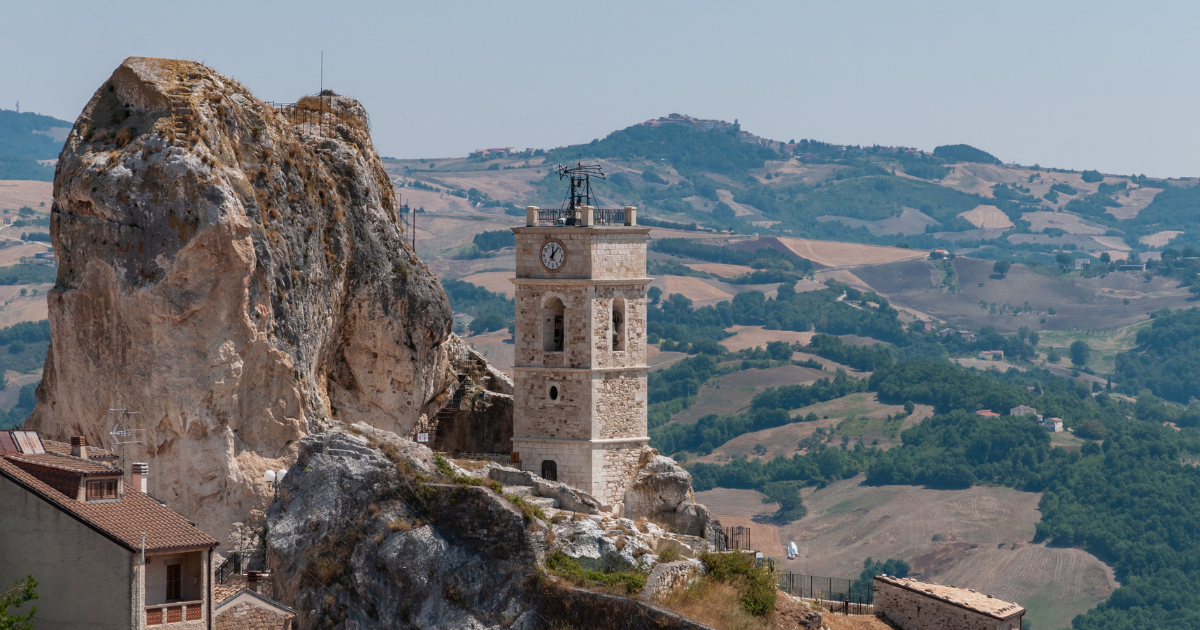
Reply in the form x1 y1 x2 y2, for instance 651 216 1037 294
467 113 937 162
642 113 934 160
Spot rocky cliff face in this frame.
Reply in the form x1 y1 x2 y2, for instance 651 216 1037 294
268 426 722 630
25 57 484 543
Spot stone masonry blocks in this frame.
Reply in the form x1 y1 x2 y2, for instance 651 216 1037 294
510 226 651 506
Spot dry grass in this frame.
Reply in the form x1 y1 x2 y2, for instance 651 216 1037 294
653 275 734 307
958 205 1014 229
1021 211 1107 235
0 181 52 212
719 325 815 352
772 236 926 268
1138 230 1184 247
685 262 756 278
823 613 895 630
659 581 775 630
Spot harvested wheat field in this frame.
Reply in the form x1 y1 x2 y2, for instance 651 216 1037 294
958 205 1014 229
1090 235 1132 251
669 365 830 426
0 297 48 329
647 227 728 241
715 189 758 217
814 269 875 293
953 358 1024 372
774 237 926 268
686 262 755 278
0 243 49 267
769 475 1116 630
457 271 516 298
0 181 52 212
429 170 544 204
1021 211 1107 235
1107 185 1163 220
720 325 814 352
1139 230 1184 247
0 373 40 412
654 275 734 307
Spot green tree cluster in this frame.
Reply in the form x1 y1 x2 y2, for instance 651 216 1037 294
441 279 514 333
471 229 515 251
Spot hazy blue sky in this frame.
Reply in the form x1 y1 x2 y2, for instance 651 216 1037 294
4 1 1199 176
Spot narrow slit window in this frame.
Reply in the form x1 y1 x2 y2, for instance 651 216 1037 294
611 297 626 351
543 297 565 352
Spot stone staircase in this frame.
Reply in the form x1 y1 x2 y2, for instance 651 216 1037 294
164 80 199 137
502 485 558 510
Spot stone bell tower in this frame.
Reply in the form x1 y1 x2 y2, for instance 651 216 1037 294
510 203 650 510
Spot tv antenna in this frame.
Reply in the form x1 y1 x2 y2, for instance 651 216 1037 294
553 162 605 210
107 402 143 468
399 193 415 254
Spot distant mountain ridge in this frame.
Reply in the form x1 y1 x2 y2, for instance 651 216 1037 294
0 108 73 181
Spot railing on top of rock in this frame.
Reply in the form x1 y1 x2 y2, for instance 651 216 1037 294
265 92 371 135
721 525 752 551
215 548 267 584
266 101 326 132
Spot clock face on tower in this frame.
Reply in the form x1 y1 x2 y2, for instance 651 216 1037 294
541 240 566 271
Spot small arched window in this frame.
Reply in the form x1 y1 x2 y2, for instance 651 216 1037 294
611 297 626 351
543 297 565 352
541 460 557 482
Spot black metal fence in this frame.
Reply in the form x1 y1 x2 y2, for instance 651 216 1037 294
722 526 752 551
215 548 267 584
535 207 628 226
777 572 874 609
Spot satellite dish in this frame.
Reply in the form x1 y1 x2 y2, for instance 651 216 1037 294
263 470 276 483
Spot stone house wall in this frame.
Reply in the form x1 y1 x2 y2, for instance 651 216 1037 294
875 581 1023 630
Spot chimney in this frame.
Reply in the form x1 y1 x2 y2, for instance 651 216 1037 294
247 571 263 593
131 462 148 494
70 436 88 460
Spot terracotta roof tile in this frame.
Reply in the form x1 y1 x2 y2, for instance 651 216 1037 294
0 458 218 553
41 439 120 461
6 452 122 475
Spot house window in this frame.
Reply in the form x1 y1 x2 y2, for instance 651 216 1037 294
540 460 557 482
543 297 565 352
611 297 626 351
86 479 118 501
166 564 182 601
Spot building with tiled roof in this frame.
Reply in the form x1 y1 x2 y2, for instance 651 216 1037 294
0 430 219 630
874 575 1024 630
214 585 296 630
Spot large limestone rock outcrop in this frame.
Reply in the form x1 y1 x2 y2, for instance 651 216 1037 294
268 427 717 629
625 452 725 546
268 428 545 629
25 57 491 543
